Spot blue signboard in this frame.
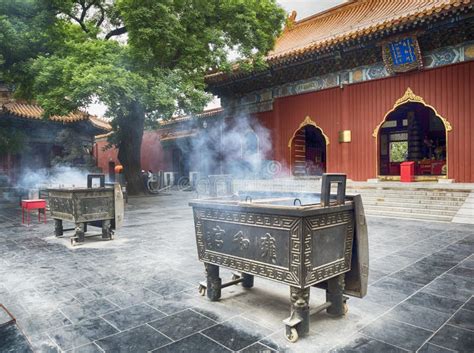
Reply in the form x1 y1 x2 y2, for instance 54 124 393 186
389 37 417 66
382 35 422 74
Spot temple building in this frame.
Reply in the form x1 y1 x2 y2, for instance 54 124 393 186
0 85 111 184
97 0 474 183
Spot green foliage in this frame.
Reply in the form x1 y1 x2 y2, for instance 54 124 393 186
390 141 408 163
0 0 57 94
118 0 285 72
1 0 285 119
0 0 286 191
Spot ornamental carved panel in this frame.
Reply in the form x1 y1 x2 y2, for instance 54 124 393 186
193 207 302 286
303 210 354 285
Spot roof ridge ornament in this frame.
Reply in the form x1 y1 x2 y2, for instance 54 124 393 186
284 10 297 32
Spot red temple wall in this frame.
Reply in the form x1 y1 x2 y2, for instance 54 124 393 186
95 130 169 176
94 61 474 183
259 60 474 182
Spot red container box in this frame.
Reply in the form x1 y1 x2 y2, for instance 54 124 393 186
21 199 47 226
400 161 415 182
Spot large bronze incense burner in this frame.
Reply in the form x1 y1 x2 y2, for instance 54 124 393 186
190 174 368 342
48 174 124 246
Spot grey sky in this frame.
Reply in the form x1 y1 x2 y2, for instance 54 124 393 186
277 0 347 20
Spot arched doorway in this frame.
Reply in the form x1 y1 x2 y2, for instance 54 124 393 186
289 117 328 176
374 88 451 180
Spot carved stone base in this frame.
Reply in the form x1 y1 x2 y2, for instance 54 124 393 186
289 286 310 336
75 223 85 243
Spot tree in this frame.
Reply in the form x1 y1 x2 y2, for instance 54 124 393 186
0 0 286 194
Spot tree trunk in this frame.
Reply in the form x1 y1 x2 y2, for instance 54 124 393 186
117 102 145 195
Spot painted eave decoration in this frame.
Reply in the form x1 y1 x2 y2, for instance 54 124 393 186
206 0 474 83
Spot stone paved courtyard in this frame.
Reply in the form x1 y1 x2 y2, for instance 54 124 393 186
0 192 473 353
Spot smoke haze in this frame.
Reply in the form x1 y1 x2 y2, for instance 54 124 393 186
17 166 92 189
178 114 284 178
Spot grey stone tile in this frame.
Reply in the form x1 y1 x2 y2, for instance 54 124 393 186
153 333 232 353
0 193 471 353
28 333 61 353
367 268 389 284
88 283 123 297
69 287 103 303
364 277 423 306
191 297 248 323
389 262 446 286
360 318 432 351
146 292 197 315
65 342 103 353
48 326 91 351
59 298 120 323
0 324 34 353
392 249 428 261
149 309 216 340
261 328 339 353
145 279 191 297
404 292 464 315
462 296 474 312
49 318 118 351
17 310 71 336
459 256 474 270
429 324 474 352
102 303 166 331
105 287 160 309
239 342 276 352
330 333 408 352
371 254 417 274
447 309 474 331
202 316 272 352
96 324 171 353
386 302 451 331
439 243 473 259
448 266 474 280
417 343 457 352
417 252 462 271
422 274 474 302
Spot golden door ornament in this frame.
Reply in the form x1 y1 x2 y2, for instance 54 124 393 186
288 116 329 176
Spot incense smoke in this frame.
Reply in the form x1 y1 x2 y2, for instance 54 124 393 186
17 166 92 189
176 114 283 179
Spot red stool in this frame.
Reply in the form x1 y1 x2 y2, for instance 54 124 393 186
21 199 47 226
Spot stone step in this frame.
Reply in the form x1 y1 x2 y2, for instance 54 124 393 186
358 195 466 205
355 194 467 202
364 205 457 216
346 189 470 197
364 200 461 210
365 209 453 222
452 192 474 224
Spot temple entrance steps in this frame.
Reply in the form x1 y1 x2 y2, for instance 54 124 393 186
233 178 473 223
345 185 471 222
